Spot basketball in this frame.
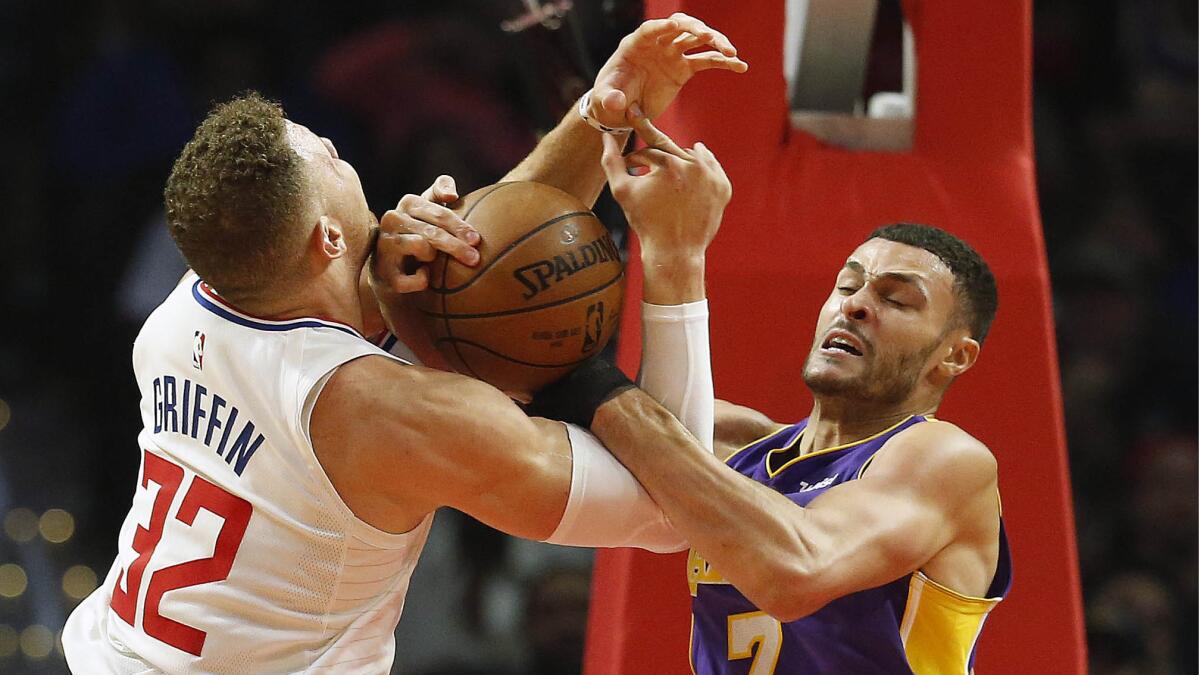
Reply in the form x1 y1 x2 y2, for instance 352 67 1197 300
413 181 624 395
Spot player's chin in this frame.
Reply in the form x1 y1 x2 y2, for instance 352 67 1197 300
802 357 864 391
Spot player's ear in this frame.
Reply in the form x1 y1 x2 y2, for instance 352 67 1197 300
938 332 980 379
314 216 348 260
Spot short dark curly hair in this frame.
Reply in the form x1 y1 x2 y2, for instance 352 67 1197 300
164 92 307 299
867 223 998 343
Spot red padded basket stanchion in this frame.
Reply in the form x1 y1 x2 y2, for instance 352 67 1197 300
585 1 1087 672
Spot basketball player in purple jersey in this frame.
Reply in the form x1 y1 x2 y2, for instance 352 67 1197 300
563 127 1011 673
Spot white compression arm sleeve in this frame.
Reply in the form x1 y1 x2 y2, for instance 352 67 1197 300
543 299 713 552
546 423 688 553
637 300 714 451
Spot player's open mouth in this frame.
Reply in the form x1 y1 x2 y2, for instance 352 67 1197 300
820 331 864 356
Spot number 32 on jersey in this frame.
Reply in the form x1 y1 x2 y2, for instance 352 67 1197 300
110 450 252 656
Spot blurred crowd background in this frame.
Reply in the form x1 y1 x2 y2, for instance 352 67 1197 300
0 1 1194 673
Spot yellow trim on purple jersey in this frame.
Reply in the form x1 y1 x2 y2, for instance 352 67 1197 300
721 424 792 466
764 415 916 477
900 571 1003 674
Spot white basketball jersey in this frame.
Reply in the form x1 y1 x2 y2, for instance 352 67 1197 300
64 273 432 674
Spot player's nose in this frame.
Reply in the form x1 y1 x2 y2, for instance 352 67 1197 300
840 290 872 323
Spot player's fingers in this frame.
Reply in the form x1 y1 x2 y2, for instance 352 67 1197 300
691 140 717 166
415 201 481 244
630 114 690 160
600 132 634 187
686 52 749 74
636 17 681 40
666 13 737 56
601 133 649 196
619 151 656 177
402 214 480 266
397 195 480 245
418 175 451 202
597 88 629 117
372 234 435 295
690 141 723 174
671 32 708 53
420 174 459 205
402 233 440 263
623 146 673 170
659 27 718 50
388 265 429 295
696 141 727 175
375 232 435 267
693 142 733 196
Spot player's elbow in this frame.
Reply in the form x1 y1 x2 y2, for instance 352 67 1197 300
758 587 829 624
764 595 831 624
753 559 834 623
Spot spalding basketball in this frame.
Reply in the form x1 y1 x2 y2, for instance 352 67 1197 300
413 181 624 395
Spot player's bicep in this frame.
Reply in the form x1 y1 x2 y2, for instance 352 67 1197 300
799 479 949 596
384 373 573 540
312 356 572 540
795 427 997 602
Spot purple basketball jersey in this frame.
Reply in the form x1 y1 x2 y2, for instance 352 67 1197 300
687 416 1012 674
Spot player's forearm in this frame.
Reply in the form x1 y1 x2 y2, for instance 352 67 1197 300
593 389 826 619
500 107 625 208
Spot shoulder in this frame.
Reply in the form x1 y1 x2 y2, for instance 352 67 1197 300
319 354 539 448
714 399 788 461
327 352 418 387
321 354 494 422
869 419 997 497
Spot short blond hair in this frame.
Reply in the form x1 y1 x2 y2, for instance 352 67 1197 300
164 92 306 298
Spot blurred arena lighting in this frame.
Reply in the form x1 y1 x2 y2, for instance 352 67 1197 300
0 564 28 599
3 508 38 543
502 0 573 32
39 509 75 544
0 399 10 432
62 565 98 600
0 625 18 659
19 625 54 660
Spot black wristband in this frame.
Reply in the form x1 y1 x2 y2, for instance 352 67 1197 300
524 357 635 428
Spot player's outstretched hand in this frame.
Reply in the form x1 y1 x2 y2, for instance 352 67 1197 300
600 116 731 260
371 175 481 297
587 13 748 131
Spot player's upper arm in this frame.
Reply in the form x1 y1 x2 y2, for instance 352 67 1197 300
714 399 784 460
769 421 997 620
309 355 572 540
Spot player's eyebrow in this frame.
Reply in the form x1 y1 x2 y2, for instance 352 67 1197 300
844 260 930 296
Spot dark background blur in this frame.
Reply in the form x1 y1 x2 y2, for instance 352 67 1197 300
0 1 1194 673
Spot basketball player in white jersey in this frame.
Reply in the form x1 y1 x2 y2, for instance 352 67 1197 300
62 15 746 674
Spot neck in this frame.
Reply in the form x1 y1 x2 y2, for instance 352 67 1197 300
229 270 366 334
803 395 938 453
